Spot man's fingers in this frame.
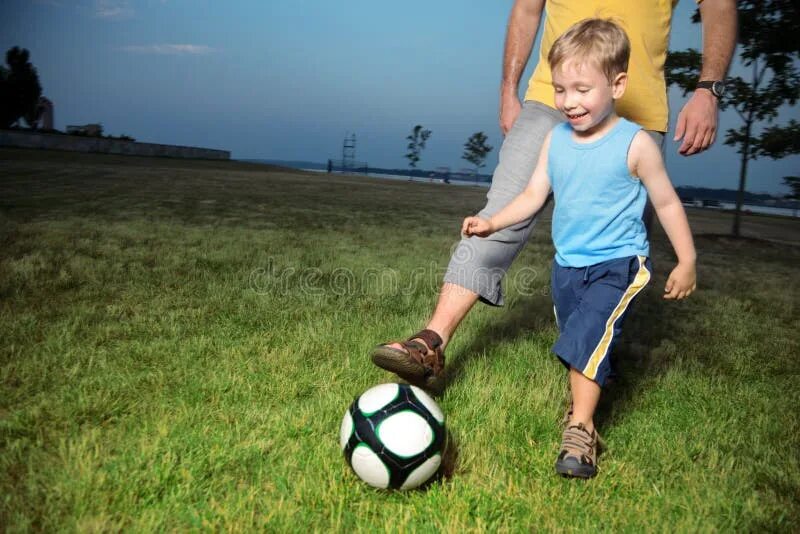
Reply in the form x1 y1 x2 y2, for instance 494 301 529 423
687 126 708 155
692 126 712 154
682 119 717 154
701 129 714 151
679 124 700 154
678 128 696 154
673 111 687 141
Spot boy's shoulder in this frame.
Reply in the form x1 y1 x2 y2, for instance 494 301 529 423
627 127 666 177
616 117 646 137
628 127 661 156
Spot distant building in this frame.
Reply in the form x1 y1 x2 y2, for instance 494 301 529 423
66 123 103 137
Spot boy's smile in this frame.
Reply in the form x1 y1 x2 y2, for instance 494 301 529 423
552 59 627 139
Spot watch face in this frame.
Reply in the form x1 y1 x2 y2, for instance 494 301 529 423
712 81 726 98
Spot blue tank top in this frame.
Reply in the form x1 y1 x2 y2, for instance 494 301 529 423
547 118 649 267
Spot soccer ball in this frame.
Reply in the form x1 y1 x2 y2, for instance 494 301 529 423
340 383 446 490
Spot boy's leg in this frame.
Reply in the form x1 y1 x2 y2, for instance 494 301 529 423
552 256 652 478
555 368 602 479
568 367 600 433
371 102 563 389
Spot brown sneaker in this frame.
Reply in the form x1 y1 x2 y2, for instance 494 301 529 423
370 329 445 395
555 423 599 479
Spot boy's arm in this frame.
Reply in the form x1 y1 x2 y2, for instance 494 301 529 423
489 133 552 230
463 132 552 238
630 132 697 299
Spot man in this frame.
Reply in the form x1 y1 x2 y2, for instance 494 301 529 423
371 0 737 393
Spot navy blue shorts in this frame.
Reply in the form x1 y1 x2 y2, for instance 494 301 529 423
551 255 652 386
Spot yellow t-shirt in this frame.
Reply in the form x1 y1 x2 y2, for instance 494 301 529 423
524 0 693 132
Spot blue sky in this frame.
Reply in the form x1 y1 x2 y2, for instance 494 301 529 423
1 0 798 195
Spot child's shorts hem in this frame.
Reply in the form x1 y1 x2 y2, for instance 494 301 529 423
550 255 652 387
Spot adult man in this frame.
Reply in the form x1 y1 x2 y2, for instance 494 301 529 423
371 0 737 392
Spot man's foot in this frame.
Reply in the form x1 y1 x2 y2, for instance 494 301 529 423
555 423 599 479
371 329 445 395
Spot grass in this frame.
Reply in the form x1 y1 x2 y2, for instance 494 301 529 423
1 147 798 532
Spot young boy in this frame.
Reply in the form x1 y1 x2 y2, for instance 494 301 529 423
462 18 696 479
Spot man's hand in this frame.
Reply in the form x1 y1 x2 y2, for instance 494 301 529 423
673 89 719 156
500 93 522 135
664 261 697 300
499 0 544 135
462 216 494 237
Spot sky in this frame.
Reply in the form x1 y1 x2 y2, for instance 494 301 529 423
1 0 798 195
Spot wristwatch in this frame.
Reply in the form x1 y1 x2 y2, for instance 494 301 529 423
696 80 726 98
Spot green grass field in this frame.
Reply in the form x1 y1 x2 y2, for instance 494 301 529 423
1 148 798 532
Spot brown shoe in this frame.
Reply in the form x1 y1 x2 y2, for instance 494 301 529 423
555 423 599 479
371 329 445 394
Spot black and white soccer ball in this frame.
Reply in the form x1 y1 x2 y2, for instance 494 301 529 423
340 383 446 490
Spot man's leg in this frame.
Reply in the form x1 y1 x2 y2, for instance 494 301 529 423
423 282 478 349
372 101 563 385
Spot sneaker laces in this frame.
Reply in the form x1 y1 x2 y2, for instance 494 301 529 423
561 423 596 460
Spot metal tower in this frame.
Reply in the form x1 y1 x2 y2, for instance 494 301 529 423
342 132 356 171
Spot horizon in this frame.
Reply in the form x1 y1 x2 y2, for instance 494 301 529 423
253 157 796 200
1 1 798 195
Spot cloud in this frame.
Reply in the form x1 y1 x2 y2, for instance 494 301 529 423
121 44 216 55
94 0 134 19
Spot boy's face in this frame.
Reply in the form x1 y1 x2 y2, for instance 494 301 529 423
552 59 627 136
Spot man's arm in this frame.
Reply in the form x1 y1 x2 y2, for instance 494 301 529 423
673 0 738 156
499 0 546 135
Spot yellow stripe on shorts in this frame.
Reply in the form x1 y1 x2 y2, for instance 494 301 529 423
583 256 651 381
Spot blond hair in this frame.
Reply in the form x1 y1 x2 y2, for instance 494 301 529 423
547 18 630 82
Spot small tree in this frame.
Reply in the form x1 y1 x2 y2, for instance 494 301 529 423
665 1 800 237
784 176 800 217
462 131 494 175
0 47 43 128
404 125 431 178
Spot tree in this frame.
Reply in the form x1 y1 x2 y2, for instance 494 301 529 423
0 47 43 128
462 131 494 175
665 1 800 236
783 176 800 217
404 125 431 178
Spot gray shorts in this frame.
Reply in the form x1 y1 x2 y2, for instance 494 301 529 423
443 101 664 306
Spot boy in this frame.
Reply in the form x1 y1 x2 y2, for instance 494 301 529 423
462 18 696 479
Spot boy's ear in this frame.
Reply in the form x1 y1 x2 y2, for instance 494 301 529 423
612 72 628 100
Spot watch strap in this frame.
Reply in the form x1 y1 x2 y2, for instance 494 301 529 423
696 80 724 98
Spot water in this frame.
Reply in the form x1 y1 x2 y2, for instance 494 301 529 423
303 169 490 188
303 169 799 218
717 202 798 218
